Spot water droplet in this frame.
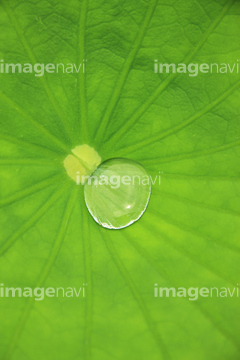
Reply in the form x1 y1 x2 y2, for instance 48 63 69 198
84 158 151 229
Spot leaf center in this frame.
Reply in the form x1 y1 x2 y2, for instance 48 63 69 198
63 144 101 184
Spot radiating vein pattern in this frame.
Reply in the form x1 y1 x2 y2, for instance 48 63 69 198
0 0 239 359
3 187 77 360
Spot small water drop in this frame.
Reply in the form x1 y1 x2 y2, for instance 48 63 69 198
84 158 151 229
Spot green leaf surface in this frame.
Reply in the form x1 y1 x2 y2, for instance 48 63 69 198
0 0 240 359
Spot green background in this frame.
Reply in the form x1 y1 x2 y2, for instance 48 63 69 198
0 0 240 359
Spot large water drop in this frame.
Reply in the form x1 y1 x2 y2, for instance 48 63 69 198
84 158 151 229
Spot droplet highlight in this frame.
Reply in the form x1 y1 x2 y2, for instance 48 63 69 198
84 158 151 229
